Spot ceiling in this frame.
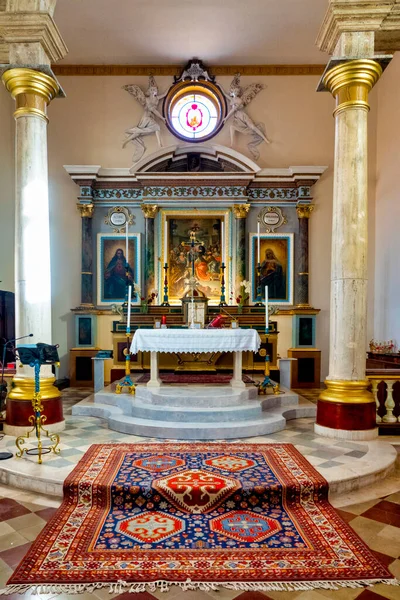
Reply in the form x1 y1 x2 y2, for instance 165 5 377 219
54 0 329 65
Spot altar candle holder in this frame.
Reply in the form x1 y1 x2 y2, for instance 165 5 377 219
219 262 227 306
161 262 170 307
116 277 135 395
254 263 264 306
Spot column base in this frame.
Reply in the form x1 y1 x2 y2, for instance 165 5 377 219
316 379 377 435
5 376 64 432
314 423 377 441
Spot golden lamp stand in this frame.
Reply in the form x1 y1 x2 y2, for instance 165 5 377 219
115 332 136 395
15 360 60 465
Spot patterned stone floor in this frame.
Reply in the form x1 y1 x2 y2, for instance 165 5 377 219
0 386 399 599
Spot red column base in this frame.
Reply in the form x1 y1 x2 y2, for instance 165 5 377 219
6 397 64 428
316 399 376 431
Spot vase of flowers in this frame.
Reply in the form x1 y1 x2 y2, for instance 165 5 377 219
140 291 158 314
236 280 251 314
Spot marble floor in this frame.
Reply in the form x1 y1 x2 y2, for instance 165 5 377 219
0 386 399 599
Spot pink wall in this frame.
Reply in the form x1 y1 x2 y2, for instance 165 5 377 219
374 54 400 345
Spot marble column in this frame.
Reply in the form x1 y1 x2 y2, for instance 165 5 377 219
316 59 382 440
295 204 314 307
77 203 94 306
141 204 158 296
2 68 64 435
233 204 250 290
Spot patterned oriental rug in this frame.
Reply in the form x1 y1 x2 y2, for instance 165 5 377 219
136 373 254 384
2 443 398 595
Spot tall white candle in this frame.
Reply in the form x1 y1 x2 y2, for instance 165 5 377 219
127 285 132 327
164 220 168 264
265 285 269 333
257 222 260 264
221 219 224 259
125 221 129 265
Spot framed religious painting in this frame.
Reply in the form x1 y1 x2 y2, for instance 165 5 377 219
249 232 294 305
97 233 141 306
75 314 96 348
159 209 230 305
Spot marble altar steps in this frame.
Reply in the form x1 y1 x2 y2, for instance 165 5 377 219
72 383 317 440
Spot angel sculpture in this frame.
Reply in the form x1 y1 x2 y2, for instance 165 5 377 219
122 76 167 164
223 74 271 160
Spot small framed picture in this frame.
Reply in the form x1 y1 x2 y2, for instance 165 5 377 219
75 315 96 348
154 320 161 329
231 320 238 329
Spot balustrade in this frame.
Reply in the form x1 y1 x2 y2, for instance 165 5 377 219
367 370 400 431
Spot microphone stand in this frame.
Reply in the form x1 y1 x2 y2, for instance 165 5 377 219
0 334 34 460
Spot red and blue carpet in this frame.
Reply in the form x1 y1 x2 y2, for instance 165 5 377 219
2 443 398 594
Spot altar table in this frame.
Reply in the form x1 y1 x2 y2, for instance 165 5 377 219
130 329 261 388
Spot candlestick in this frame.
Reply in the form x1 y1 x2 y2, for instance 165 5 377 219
254 262 263 306
265 285 269 333
125 221 129 265
219 262 227 306
161 262 170 306
127 285 132 331
257 222 260 265
164 220 168 263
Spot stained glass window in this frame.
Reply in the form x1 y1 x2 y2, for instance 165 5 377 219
164 81 225 143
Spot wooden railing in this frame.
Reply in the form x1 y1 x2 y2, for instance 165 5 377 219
367 370 400 431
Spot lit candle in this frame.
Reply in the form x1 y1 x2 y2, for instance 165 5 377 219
265 285 269 333
164 220 168 264
127 285 132 330
257 221 260 264
125 220 129 266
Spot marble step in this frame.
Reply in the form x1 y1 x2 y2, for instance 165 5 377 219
107 412 288 439
129 400 262 422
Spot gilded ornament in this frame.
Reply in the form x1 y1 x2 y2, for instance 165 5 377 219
104 206 134 232
323 59 382 116
1 68 59 122
258 206 287 233
141 204 159 219
232 204 250 219
319 379 374 405
77 203 94 218
296 205 314 219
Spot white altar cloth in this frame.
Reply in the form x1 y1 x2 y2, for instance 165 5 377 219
130 328 261 354
130 328 261 389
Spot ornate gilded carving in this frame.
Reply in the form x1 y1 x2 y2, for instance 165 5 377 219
104 206 134 232
1 68 59 122
77 203 94 218
232 204 250 219
296 205 314 219
141 204 158 219
259 206 287 232
323 59 382 116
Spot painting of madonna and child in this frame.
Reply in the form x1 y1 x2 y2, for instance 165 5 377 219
167 217 226 302
97 233 141 305
250 233 293 305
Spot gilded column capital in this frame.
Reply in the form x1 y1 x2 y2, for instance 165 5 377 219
232 203 250 219
1 67 59 122
296 205 314 219
323 59 382 117
77 203 94 218
141 204 158 219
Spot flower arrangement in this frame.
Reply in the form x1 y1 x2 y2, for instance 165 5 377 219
369 339 397 354
140 290 158 314
234 280 251 313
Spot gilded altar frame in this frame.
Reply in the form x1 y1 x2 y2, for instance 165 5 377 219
158 209 232 305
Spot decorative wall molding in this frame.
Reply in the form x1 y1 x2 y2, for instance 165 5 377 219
143 186 248 199
52 64 326 77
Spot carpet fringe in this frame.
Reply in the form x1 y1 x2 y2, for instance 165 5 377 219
1 578 399 595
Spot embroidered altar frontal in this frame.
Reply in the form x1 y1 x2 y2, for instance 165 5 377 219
5 443 397 594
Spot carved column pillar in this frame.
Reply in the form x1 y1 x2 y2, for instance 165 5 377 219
316 59 382 439
77 203 95 306
296 204 314 307
233 204 250 289
141 204 158 297
1 68 64 435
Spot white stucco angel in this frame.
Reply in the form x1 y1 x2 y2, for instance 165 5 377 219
122 76 167 164
223 73 271 160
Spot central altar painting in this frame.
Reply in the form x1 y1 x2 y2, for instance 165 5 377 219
164 212 229 303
